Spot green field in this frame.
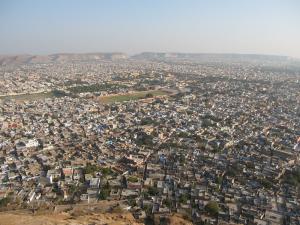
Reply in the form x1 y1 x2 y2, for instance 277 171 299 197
67 83 127 93
0 89 169 103
0 90 66 102
99 90 168 103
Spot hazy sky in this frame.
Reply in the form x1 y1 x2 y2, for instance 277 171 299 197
1 0 300 57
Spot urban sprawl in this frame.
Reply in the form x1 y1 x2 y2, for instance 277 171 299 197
0 53 300 225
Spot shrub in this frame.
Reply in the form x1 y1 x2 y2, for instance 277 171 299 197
204 201 219 217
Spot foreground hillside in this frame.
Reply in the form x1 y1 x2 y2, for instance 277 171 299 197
0 212 143 225
0 211 193 225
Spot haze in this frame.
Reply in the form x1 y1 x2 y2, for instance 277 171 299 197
0 0 300 58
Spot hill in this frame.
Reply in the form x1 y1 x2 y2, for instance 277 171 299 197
132 52 291 63
0 52 128 65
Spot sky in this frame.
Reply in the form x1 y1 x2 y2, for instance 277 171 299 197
0 0 300 57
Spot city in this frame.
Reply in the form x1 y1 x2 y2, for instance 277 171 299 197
1 0 300 224
0 53 299 224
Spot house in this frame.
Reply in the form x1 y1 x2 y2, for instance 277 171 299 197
264 210 283 224
73 168 83 181
89 178 100 189
27 190 36 203
47 169 61 183
62 167 73 182
121 189 139 198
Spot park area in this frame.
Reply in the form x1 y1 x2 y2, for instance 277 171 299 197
98 90 169 104
0 90 66 102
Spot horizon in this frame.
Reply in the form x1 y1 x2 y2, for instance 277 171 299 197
0 51 296 59
1 1 300 223
1 0 300 58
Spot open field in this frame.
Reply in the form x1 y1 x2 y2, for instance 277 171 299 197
0 92 53 102
0 90 66 102
98 90 169 104
0 89 173 103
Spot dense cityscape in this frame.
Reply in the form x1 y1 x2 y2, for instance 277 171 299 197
0 53 299 224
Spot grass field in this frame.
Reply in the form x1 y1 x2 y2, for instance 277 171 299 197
0 90 66 102
99 90 168 103
0 89 169 103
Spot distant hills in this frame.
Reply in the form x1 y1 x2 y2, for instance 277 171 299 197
0 52 297 66
0 53 128 65
132 52 292 63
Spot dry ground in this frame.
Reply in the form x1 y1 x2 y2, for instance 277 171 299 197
0 211 193 225
0 212 143 225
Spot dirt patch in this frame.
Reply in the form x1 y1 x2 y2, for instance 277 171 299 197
0 212 143 225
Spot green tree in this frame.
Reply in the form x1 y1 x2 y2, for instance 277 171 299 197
147 186 159 196
84 163 99 174
204 201 219 217
162 198 171 208
0 197 10 208
145 93 154 98
179 194 189 204
101 167 113 176
99 183 111 200
127 176 138 183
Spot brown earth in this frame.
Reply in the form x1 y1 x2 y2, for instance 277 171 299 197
0 200 193 225
169 214 193 225
0 211 194 225
0 212 143 225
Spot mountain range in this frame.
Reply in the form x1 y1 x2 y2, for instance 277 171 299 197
0 53 128 65
0 52 295 66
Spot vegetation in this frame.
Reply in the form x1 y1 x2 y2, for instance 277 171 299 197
216 176 223 187
67 83 126 93
147 186 159 196
145 93 154 98
259 178 273 189
0 197 11 208
128 198 137 207
135 132 154 146
162 198 171 208
177 132 190 138
142 191 149 199
159 217 170 225
226 163 243 177
111 205 124 213
140 117 156 125
142 79 161 85
83 163 100 174
127 176 138 183
283 168 300 187
179 194 189 204
204 201 219 217
98 189 110 200
144 215 155 225
68 184 77 194
99 90 168 104
51 89 67 97
179 154 186 165
83 164 114 177
64 78 88 86
100 167 114 177
0 90 67 102
99 182 111 200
